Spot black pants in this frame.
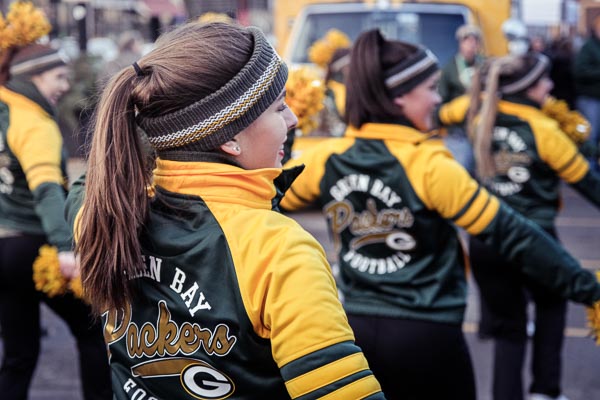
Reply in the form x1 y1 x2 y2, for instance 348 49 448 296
470 229 566 400
0 235 112 400
348 314 476 400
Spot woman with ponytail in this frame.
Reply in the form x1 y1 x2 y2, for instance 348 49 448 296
281 29 600 399
67 21 385 400
459 53 600 400
0 3 112 399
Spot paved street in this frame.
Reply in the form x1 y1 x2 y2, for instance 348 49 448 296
1 178 599 399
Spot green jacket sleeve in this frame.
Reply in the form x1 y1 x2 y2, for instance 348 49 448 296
571 170 600 208
64 172 86 233
32 182 73 251
475 202 600 306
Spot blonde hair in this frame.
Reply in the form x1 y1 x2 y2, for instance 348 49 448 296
469 54 547 182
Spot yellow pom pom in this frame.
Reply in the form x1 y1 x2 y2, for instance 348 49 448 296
308 29 351 69
32 244 86 300
32 245 67 297
197 12 234 25
285 66 326 135
69 277 87 302
587 270 600 345
0 1 51 50
542 96 590 145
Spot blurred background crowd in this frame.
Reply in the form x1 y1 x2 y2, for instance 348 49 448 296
0 0 594 162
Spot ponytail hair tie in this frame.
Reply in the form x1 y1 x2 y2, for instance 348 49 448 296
132 61 144 77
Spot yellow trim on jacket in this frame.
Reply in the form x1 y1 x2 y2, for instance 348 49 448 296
0 87 65 190
152 159 361 369
497 100 589 183
284 123 499 235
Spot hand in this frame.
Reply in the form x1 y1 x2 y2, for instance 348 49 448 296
58 251 80 280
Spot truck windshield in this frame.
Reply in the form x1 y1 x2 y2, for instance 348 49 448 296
289 6 468 67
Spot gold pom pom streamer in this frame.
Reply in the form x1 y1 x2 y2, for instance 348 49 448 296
197 12 234 25
586 270 600 345
308 29 351 69
285 66 326 135
542 96 591 145
32 244 86 301
0 1 51 50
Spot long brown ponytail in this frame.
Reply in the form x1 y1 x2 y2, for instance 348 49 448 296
345 29 417 128
76 22 254 314
77 68 150 314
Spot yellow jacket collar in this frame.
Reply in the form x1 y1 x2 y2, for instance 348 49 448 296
0 86 50 117
153 159 287 209
498 100 544 121
345 123 435 144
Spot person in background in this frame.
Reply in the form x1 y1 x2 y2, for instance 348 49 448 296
529 35 547 54
574 15 600 170
98 30 145 86
438 24 484 175
547 36 577 109
319 47 351 137
459 53 600 400
281 29 600 400
67 22 385 400
0 43 112 400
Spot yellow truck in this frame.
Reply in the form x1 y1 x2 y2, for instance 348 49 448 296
274 0 511 152
274 0 511 66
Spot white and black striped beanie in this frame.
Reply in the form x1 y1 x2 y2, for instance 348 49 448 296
10 44 68 78
137 27 288 153
383 47 439 97
499 53 550 95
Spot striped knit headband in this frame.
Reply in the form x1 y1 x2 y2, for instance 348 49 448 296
500 53 550 95
137 27 288 153
383 48 439 97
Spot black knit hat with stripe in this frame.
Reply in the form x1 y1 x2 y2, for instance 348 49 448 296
498 53 550 95
137 26 288 153
383 47 439 97
10 44 69 78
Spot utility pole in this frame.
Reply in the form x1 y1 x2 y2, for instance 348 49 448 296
73 2 88 52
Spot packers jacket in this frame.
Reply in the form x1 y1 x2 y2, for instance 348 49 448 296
66 159 384 400
0 86 71 250
439 96 600 229
281 123 600 324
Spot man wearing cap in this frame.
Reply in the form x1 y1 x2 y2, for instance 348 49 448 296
574 15 600 171
438 24 484 176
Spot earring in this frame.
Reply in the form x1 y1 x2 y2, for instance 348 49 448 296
234 145 240 152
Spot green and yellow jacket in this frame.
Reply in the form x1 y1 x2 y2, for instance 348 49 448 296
282 123 600 324
66 159 384 400
0 84 71 250
439 96 600 229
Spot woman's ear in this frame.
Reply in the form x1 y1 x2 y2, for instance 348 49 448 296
393 96 405 108
220 140 241 156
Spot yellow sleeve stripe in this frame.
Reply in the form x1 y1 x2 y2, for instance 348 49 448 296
285 352 370 398
452 187 500 235
453 188 490 227
73 206 84 243
556 153 589 183
26 163 65 190
319 376 382 400
465 194 500 235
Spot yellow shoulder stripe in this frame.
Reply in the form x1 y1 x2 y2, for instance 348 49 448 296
285 352 369 397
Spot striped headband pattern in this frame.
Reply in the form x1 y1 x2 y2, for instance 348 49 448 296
137 27 288 153
10 47 69 77
383 48 439 96
500 54 550 95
